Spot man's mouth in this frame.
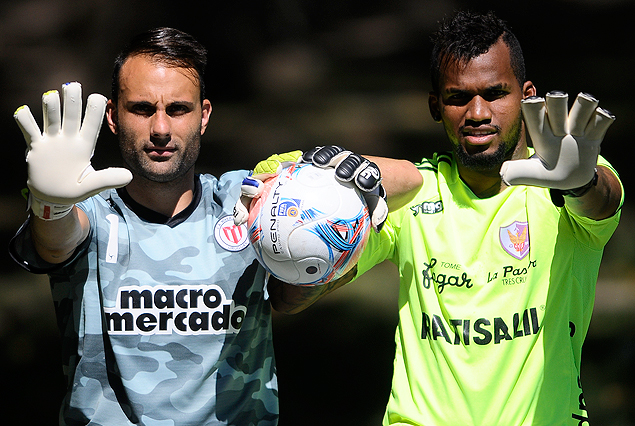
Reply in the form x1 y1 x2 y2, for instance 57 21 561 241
462 128 498 146
146 147 176 158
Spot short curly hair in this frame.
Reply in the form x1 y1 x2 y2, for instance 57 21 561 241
430 10 526 92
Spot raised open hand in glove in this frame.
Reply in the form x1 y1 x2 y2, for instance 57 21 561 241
500 91 615 204
15 82 133 220
233 146 388 232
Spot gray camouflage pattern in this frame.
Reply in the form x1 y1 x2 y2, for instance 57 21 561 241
12 172 278 425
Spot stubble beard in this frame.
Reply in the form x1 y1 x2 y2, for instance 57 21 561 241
452 113 524 173
118 127 201 184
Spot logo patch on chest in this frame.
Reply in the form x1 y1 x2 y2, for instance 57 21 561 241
499 221 529 260
214 215 249 252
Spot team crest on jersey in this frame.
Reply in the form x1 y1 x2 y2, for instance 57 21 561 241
499 221 529 260
214 215 249 252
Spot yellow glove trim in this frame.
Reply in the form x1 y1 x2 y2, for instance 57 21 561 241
253 150 303 175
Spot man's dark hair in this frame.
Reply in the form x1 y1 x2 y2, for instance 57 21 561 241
111 27 208 104
430 10 526 92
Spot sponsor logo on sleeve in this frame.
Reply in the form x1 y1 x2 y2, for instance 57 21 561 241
410 200 443 216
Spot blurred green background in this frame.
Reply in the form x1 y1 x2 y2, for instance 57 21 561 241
1 0 633 424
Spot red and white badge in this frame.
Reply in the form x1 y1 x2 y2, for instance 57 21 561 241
214 215 249 252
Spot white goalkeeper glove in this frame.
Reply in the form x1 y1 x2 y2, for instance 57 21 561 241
15 82 133 220
500 91 615 206
233 150 303 226
302 145 388 232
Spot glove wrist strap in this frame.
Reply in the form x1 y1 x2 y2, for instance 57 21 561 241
549 169 599 207
28 193 73 221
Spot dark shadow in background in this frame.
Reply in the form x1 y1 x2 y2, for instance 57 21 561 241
1 0 633 424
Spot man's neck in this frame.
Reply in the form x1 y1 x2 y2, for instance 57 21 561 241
458 166 506 198
125 171 196 218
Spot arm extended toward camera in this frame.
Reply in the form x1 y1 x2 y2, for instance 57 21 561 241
263 149 421 314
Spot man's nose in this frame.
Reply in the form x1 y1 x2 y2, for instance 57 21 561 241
466 96 492 123
150 111 171 141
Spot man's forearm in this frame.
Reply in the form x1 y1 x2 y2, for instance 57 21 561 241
365 156 422 211
268 265 358 314
30 206 89 264
563 165 622 220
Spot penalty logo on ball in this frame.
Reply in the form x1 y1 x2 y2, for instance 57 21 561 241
247 163 371 285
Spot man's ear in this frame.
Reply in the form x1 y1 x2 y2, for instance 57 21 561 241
106 99 118 135
522 81 536 99
200 99 212 135
428 92 442 122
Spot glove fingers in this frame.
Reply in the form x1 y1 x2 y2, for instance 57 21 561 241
334 153 365 182
253 159 283 175
521 96 546 142
253 150 302 175
14 105 41 149
368 195 388 233
311 145 346 167
521 96 564 170
354 161 381 192
331 153 381 191
300 146 321 163
79 93 107 150
568 92 599 136
276 150 303 164
61 82 83 137
42 90 61 136
233 197 250 226
240 176 266 198
362 185 387 232
544 91 568 136
583 106 615 141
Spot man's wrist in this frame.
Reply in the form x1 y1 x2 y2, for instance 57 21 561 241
560 169 599 198
549 169 599 207
29 193 73 221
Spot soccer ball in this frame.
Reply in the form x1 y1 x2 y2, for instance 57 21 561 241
247 163 371 285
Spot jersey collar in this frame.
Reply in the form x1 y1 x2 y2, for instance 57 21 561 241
116 176 202 228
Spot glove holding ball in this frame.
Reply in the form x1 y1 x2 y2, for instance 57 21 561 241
302 146 387 232
233 150 303 226
234 146 387 233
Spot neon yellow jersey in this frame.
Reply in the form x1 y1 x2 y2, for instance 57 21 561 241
357 151 623 426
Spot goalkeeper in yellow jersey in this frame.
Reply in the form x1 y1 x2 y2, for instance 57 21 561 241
267 10 624 426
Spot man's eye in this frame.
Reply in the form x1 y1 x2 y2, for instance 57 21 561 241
445 93 469 105
131 105 154 115
167 105 190 116
484 90 507 101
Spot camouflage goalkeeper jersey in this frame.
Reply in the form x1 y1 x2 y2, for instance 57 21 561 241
356 151 622 426
11 172 278 426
